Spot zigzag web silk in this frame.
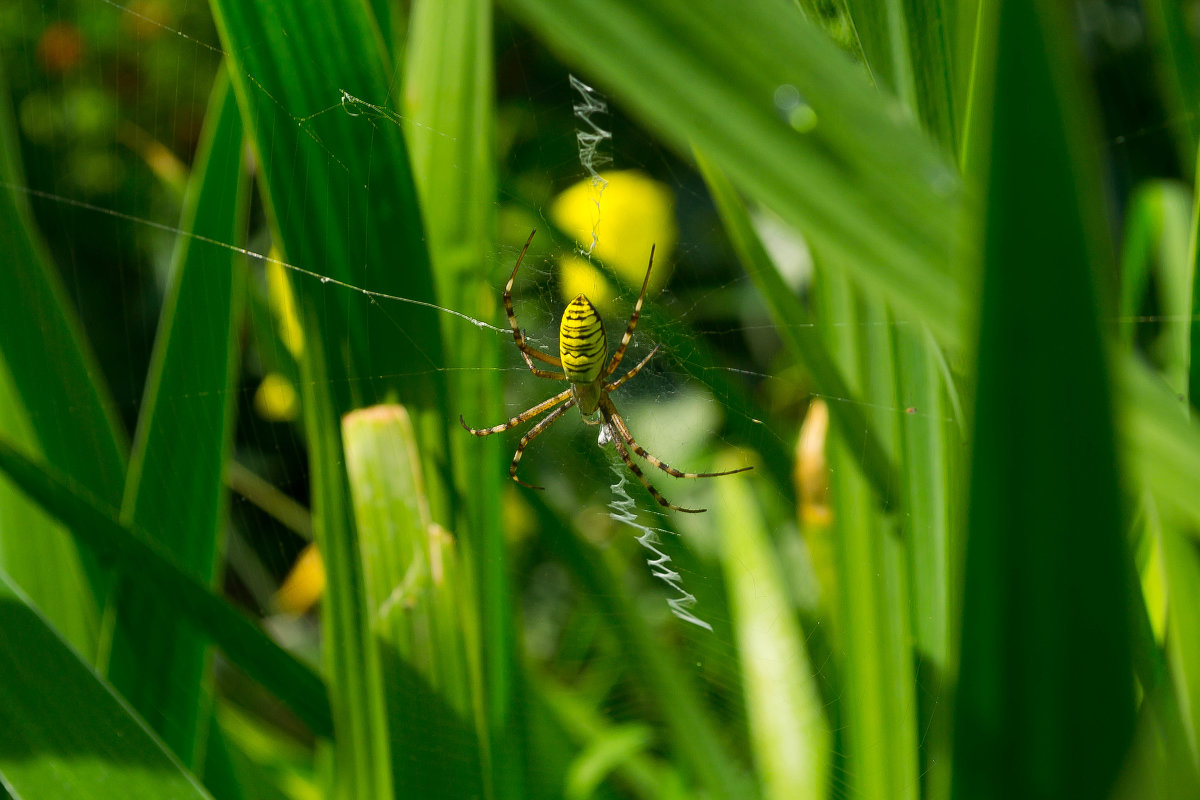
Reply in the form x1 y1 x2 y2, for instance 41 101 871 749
566 75 713 630
569 75 611 257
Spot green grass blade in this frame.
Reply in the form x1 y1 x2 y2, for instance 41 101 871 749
0 35 126 646
815 266 919 800
104 65 249 768
500 0 970 346
0 58 128 500
840 0 903 92
894 326 961 800
296 312 393 798
717 452 829 800
0 572 213 800
342 405 481 798
1123 506 1200 795
1144 0 1200 173
900 0 960 151
208 0 446 420
1122 362 1200 525
207 0 450 794
694 149 898 510
1190 162 1200 407
951 2 1134 796
0 436 333 739
0 325 97 656
1161 524 1200 773
1116 181 1192 398
403 5 522 797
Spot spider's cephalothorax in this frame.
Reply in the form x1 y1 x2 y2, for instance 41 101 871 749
459 230 752 513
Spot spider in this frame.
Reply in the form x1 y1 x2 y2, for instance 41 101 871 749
459 230 752 513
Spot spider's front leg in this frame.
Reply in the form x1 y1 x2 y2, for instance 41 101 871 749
459 387 572 436
504 229 568 379
508 400 576 489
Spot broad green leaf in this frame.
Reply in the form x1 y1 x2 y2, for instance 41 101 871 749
694 149 898 511
0 572 212 800
717 451 829 800
952 3 1134 798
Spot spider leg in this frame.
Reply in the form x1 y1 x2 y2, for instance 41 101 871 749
601 395 754 479
519 350 569 381
603 244 656 378
509 399 576 489
505 229 567 378
606 345 660 392
460 387 573 436
609 427 705 513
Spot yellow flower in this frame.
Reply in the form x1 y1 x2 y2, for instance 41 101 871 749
551 170 677 307
274 544 325 615
254 373 299 422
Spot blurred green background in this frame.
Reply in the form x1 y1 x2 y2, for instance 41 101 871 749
1 1 1200 798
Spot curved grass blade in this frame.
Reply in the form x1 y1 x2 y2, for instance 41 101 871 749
0 572 212 800
208 0 451 794
695 148 898 510
0 436 333 739
0 34 126 649
500 0 970 346
105 65 249 769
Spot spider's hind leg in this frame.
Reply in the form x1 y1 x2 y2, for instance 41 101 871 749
610 434 705 514
600 396 754 480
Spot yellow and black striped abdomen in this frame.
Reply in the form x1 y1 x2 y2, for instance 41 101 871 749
559 294 607 383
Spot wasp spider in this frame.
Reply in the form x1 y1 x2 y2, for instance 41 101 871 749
459 230 752 513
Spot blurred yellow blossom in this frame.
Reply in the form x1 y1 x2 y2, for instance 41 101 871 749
254 372 299 422
550 170 677 305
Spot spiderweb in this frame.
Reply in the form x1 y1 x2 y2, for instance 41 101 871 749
0 2 1182 800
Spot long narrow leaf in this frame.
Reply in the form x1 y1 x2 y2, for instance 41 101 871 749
0 436 333 739
403 5 523 798
694 149 899 511
106 65 249 768
952 2 1134 797
207 0 451 794
0 34 126 649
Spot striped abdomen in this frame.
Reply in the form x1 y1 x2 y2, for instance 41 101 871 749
560 294 607 383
